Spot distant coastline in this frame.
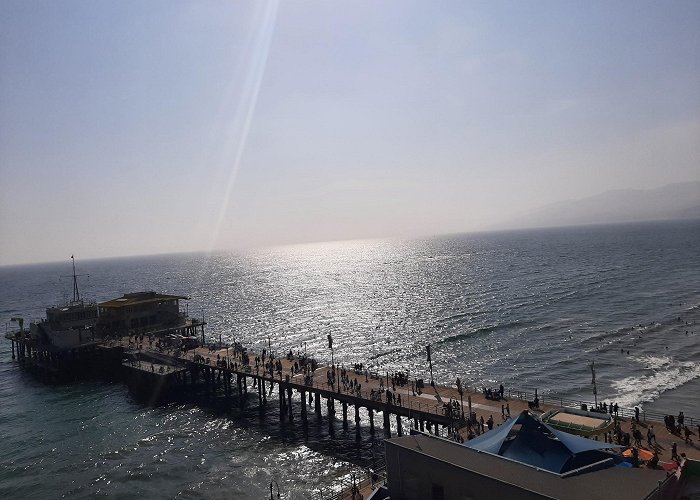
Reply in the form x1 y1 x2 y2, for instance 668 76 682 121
494 181 700 231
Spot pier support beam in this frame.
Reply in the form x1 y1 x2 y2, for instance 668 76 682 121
300 391 307 425
327 398 335 435
342 402 348 429
224 371 231 403
315 393 322 416
368 408 375 434
384 410 391 438
11 340 15 360
396 414 402 436
278 384 285 420
287 387 293 421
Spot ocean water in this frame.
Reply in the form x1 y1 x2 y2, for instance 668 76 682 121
1 219 699 498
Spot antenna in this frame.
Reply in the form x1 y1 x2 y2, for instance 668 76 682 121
61 255 89 304
72 255 79 302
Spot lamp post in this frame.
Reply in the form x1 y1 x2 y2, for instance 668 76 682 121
201 308 206 345
427 344 434 386
269 480 280 499
457 377 464 420
328 334 337 392
407 367 410 407
590 360 598 408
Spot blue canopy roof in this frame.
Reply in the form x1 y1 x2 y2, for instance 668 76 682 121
463 411 623 473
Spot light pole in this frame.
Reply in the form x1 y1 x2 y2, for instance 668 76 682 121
328 334 337 392
590 360 598 408
201 308 206 345
457 377 464 420
427 344 434 386
269 480 280 499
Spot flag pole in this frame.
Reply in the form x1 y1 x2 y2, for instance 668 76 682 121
590 360 598 407
427 344 434 386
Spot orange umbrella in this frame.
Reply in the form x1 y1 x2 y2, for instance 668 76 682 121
622 448 654 461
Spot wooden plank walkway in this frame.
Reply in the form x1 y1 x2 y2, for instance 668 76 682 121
110 336 700 466
9 328 699 500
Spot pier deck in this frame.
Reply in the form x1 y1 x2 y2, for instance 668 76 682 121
108 337 700 465
8 330 700 496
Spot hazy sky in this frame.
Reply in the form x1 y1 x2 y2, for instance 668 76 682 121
1 0 699 265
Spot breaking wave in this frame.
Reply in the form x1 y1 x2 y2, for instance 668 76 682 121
609 355 700 408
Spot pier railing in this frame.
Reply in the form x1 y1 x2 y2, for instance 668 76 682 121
497 388 698 427
310 461 387 500
108 340 700 427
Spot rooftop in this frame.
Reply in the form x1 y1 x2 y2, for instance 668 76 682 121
387 433 668 500
98 292 187 309
463 410 623 474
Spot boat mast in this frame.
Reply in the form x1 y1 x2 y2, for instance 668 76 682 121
71 255 80 302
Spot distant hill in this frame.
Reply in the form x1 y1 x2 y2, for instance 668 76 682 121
500 181 700 230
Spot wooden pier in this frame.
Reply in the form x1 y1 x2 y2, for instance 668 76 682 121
116 337 460 439
7 330 700 475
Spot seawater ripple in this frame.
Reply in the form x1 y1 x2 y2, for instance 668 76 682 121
0 219 699 498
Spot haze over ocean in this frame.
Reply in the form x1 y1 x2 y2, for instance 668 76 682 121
1 219 698 498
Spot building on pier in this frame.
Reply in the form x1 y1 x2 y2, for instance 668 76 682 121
98 292 186 332
382 412 675 500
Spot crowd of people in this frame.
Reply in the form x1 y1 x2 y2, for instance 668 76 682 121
113 331 700 471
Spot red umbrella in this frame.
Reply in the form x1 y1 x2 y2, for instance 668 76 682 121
660 461 679 471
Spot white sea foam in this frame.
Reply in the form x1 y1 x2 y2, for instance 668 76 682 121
632 355 672 371
610 357 700 408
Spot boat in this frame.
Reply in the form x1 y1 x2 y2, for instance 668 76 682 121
28 256 99 349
